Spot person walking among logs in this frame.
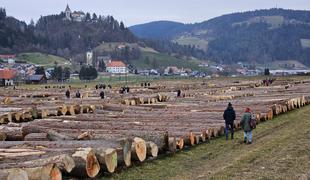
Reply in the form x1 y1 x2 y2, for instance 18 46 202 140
65 89 70 99
76 90 81 98
223 102 236 140
240 107 253 144
177 89 181 97
100 91 105 99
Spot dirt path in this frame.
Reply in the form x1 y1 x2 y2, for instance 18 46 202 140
107 106 310 180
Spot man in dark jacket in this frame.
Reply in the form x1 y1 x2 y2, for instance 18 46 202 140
223 102 236 140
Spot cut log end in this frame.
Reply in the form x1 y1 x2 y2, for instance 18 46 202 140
176 137 184 150
86 151 101 177
132 137 147 162
104 148 117 173
146 141 158 158
50 165 62 180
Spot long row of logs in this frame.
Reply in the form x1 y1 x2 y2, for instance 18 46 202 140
121 94 169 106
0 104 96 125
1 78 310 179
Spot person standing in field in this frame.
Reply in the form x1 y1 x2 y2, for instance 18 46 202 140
223 102 236 140
240 107 253 144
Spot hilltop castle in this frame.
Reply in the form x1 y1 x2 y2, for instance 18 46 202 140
64 4 85 22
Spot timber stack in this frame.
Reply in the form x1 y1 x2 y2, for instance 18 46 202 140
1 77 310 179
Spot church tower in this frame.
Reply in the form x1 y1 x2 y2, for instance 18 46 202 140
65 4 71 20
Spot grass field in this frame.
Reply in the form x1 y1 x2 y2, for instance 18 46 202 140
106 105 310 180
17 52 70 67
131 52 203 71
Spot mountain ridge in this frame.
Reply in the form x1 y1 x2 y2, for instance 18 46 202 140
130 8 310 66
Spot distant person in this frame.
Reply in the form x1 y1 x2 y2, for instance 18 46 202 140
65 90 70 99
240 108 253 144
100 91 105 99
147 82 151 86
95 85 99 90
177 89 181 97
223 102 236 140
76 90 81 98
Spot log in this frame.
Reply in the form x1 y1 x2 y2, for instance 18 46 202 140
0 169 28 180
168 137 177 153
0 154 75 174
0 132 7 141
70 148 100 178
24 133 48 141
176 137 184 150
131 137 147 162
0 126 23 141
47 130 75 141
94 148 117 173
24 164 62 180
146 141 158 158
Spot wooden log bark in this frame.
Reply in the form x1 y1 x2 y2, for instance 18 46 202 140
0 126 23 141
168 137 177 153
0 169 29 180
24 164 62 180
47 130 75 141
24 133 48 141
0 132 7 141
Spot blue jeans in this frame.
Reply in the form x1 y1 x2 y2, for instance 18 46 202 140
225 122 234 140
244 131 252 143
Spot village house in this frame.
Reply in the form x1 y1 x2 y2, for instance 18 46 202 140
64 5 85 22
0 69 17 86
164 66 180 75
106 60 127 74
26 75 47 84
0 54 16 64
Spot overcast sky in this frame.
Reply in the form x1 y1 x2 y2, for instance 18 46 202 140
1 0 310 26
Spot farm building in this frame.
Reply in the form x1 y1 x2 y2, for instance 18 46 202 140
0 69 17 86
26 74 47 84
106 60 128 74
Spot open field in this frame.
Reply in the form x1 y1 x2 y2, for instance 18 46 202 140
0 76 310 179
17 52 70 67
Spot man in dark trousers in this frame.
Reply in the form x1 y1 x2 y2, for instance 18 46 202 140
177 89 181 97
65 89 70 99
76 90 81 98
223 102 236 140
100 91 105 99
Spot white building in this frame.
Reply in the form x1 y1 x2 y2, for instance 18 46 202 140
106 60 127 74
86 50 93 66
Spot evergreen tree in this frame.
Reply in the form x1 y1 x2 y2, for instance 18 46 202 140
35 66 45 75
85 13 91 21
79 65 98 80
98 60 106 72
264 68 270 76
63 67 71 80
52 66 63 81
0 8 6 20
120 21 125 30
92 13 97 21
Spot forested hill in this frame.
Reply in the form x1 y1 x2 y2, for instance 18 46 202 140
0 8 136 58
129 21 187 40
130 9 310 66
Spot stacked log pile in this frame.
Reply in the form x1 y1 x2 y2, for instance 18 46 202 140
0 77 310 179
